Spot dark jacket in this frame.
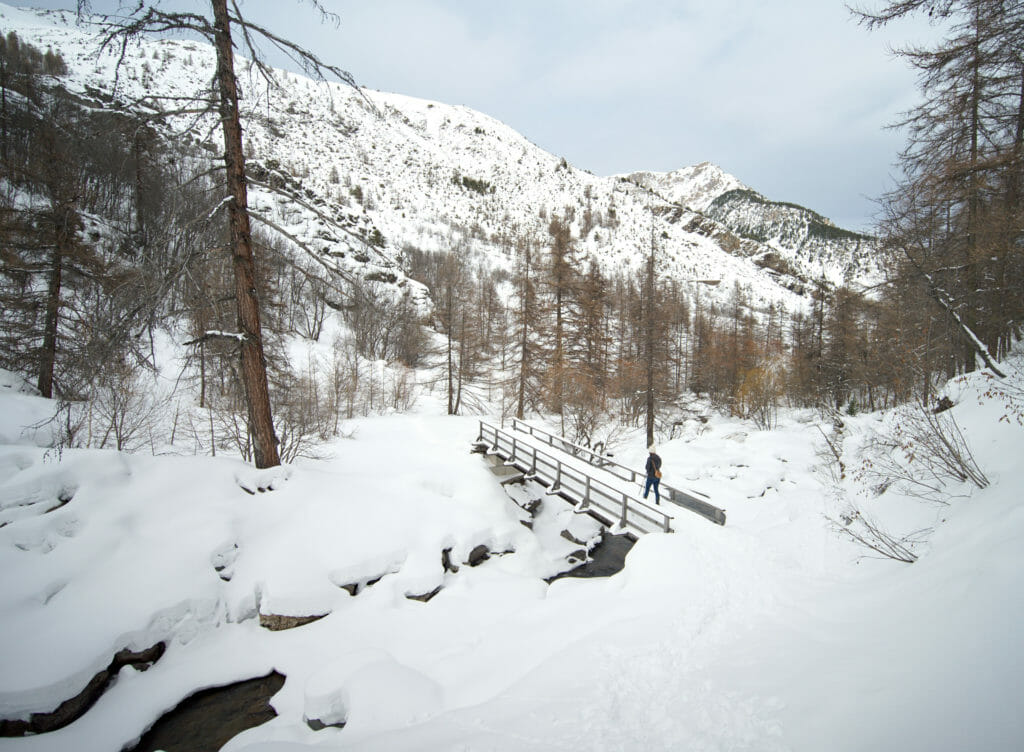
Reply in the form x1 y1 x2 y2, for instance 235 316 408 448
645 453 662 478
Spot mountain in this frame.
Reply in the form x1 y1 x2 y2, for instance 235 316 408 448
625 161 748 213
704 188 877 286
0 3 881 316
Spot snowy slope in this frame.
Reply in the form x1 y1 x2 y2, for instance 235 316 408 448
1 354 1022 751
706 188 879 287
625 161 748 213
1 3 879 315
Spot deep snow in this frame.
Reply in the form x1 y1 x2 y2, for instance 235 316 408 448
1 4 1022 749
1 359 1022 751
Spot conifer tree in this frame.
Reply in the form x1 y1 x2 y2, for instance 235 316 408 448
853 0 1022 378
90 0 359 466
512 234 544 420
544 213 578 432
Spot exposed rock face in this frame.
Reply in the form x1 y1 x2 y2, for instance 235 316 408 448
305 716 345 731
466 544 491 567
405 586 443 603
441 547 459 574
258 613 328 631
336 573 386 597
560 529 589 546
126 671 286 752
704 188 879 286
0 642 166 737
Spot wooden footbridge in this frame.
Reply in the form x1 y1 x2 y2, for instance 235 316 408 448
473 419 726 536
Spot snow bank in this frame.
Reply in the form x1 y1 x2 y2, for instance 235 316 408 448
0 362 1022 751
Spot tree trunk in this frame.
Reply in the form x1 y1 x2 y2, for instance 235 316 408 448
644 239 656 447
963 10 983 372
446 324 454 414
515 241 531 421
211 0 280 468
1 52 8 163
37 226 65 399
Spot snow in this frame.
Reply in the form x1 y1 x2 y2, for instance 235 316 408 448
0 357 1022 751
625 161 748 213
1 5 1022 750
0 1 876 321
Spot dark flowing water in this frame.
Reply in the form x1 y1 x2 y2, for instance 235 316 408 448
548 532 636 581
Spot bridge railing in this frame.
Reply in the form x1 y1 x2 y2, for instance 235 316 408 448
476 421 672 535
510 418 726 526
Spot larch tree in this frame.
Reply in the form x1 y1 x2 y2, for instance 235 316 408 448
87 0 359 467
852 0 1023 379
544 212 578 433
641 230 670 446
434 248 467 415
512 234 543 420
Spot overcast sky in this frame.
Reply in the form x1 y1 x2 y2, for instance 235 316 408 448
20 1 943 231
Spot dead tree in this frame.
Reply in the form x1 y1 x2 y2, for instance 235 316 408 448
90 0 359 467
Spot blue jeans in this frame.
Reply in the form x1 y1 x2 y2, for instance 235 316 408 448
643 476 661 504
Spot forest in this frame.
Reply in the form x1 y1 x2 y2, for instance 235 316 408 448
1 0 1022 467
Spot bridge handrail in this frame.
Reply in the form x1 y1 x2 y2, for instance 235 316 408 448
510 418 726 526
476 421 673 534
511 418 641 481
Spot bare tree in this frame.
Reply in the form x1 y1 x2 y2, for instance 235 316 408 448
851 0 1023 379
855 400 989 503
512 233 544 420
544 212 578 433
90 0 358 467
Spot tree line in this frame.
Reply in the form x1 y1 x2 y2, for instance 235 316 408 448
1 0 1020 468
0 23 415 462
404 209 988 445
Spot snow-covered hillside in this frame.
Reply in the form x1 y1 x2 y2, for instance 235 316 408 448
705 188 878 287
626 161 748 213
1 3 880 315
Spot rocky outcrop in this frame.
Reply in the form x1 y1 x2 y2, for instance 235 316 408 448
258 612 328 631
0 642 166 737
405 586 442 603
127 671 286 752
466 544 490 567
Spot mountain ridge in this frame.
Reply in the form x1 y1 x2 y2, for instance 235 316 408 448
1 3 881 313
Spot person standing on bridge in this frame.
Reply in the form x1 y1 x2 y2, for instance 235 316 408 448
643 445 663 504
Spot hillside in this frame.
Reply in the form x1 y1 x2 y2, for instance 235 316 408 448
1 3 880 314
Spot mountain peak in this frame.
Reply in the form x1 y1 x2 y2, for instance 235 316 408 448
624 162 747 212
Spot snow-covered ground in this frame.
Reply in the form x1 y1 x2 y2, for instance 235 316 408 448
0 6 1021 746
1 358 1022 751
